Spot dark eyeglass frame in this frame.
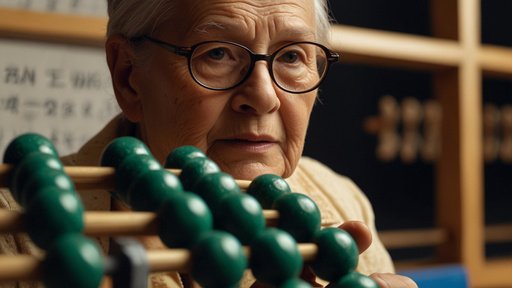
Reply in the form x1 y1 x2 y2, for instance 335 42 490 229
134 36 340 94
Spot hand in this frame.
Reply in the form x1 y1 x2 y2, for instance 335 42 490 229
337 221 373 253
338 221 418 288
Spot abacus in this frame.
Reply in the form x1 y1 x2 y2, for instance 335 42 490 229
0 133 378 288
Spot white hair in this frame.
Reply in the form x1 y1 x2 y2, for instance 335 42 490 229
107 0 331 43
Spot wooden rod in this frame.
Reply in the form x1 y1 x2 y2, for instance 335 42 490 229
149 244 318 273
0 243 318 280
0 255 42 281
4 207 512 248
147 249 191 272
0 164 252 190
0 210 280 235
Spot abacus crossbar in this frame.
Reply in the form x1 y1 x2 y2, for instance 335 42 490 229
0 209 280 235
0 244 318 281
0 164 252 190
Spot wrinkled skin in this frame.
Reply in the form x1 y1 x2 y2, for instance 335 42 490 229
107 0 317 181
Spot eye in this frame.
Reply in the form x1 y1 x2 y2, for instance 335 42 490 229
207 48 226 60
280 51 299 63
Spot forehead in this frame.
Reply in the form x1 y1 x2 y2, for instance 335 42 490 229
158 0 316 42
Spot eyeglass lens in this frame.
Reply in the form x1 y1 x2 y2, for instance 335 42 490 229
190 42 328 92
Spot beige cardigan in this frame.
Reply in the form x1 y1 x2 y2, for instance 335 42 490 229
0 115 394 287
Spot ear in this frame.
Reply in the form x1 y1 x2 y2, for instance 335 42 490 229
105 35 143 122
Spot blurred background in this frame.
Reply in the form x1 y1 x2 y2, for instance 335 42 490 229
0 1 511 287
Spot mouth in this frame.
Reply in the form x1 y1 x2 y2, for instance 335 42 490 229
217 134 278 153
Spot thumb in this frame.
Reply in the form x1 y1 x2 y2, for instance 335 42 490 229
338 221 372 254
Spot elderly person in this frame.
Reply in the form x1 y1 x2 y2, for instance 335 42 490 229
0 0 417 287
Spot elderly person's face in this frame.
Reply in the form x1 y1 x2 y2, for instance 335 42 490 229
108 0 318 180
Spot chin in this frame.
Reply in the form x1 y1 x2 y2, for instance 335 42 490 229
217 161 284 181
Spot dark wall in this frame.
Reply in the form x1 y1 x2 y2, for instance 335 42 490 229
481 0 512 46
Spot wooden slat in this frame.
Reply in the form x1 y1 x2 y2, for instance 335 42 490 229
0 7 105 46
485 224 512 243
457 0 484 274
480 45 512 77
379 225 512 250
378 228 448 249
329 25 462 69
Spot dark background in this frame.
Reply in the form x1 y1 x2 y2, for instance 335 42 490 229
303 0 512 260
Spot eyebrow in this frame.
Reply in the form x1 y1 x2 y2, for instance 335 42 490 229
192 20 315 40
193 21 227 34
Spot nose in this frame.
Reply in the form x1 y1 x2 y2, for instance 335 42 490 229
230 61 280 115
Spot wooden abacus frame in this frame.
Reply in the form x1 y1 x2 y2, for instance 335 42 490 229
0 162 344 286
1 1 512 287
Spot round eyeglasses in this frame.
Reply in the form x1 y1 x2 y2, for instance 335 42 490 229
139 36 339 94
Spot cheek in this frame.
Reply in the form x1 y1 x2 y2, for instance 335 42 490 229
141 77 228 158
281 93 316 141
279 93 316 172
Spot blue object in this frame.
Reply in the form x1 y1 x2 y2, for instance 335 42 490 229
399 265 469 288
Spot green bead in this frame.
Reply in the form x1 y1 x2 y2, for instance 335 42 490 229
115 154 161 202
3 133 58 164
128 169 184 211
179 157 220 191
247 174 291 209
100 136 151 167
191 231 247 288
43 234 104 288
20 169 75 207
26 187 84 250
273 193 321 242
311 227 359 281
192 172 241 212
279 278 313 288
326 272 379 288
250 228 303 285
215 193 265 244
158 192 213 248
10 152 64 203
165 145 207 169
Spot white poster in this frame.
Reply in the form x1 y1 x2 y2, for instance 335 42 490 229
0 39 119 157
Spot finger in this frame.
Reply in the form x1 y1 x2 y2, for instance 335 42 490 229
370 273 418 288
338 221 372 254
